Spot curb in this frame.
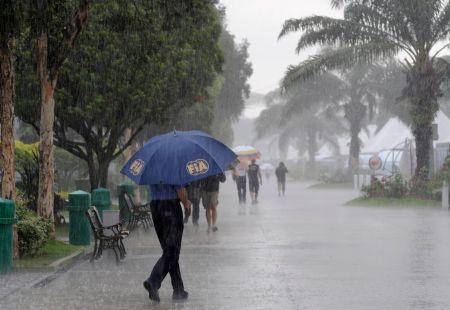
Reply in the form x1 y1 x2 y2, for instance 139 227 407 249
14 248 89 272
48 248 88 270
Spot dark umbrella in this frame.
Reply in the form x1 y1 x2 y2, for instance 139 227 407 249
121 130 237 185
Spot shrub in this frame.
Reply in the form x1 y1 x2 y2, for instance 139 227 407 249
318 169 349 184
361 172 408 199
16 203 52 258
386 172 408 198
15 141 40 209
361 177 385 198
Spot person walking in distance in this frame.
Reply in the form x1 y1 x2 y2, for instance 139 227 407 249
201 173 226 232
248 159 262 204
233 160 247 204
185 180 201 226
275 162 288 196
143 184 191 303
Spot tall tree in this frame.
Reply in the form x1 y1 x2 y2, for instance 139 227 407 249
279 0 450 180
339 65 378 170
30 0 89 223
17 0 223 189
0 0 25 260
212 28 253 145
0 1 23 200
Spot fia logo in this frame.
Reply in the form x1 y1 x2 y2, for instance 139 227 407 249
186 159 209 176
129 159 145 176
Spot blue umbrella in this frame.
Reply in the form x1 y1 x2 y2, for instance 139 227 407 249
121 130 237 185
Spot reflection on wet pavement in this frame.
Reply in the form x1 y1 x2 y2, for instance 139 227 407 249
2 179 450 309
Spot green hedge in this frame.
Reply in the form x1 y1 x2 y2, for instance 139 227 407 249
16 203 52 258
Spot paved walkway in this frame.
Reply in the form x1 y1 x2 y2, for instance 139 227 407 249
2 179 450 309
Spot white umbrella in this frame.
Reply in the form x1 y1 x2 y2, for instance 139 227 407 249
260 163 274 171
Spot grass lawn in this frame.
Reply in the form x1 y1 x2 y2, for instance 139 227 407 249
55 224 70 240
14 240 83 269
345 197 440 207
307 182 353 190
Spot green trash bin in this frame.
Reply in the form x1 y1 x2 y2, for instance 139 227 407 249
0 198 16 274
117 183 134 223
92 188 111 221
68 190 91 246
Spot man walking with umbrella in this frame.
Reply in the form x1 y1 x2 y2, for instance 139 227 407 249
121 130 237 303
143 184 191 302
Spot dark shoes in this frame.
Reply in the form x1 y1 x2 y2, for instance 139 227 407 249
172 290 189 301
212 226 218 232
144 281 188 302
143 281 160 303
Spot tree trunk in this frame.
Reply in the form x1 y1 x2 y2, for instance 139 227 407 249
37 78 56 222
349 123 360 168
0 46 16 200
33 0 90 235
307 130 317 177
0 44 18 259
98 161 109 188
35 34 56 233
408 55 440 181
413 125 432 179
345 101 365 174
86 154 111 190
86 148 98 190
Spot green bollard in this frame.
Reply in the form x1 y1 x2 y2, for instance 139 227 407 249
68 190 91 246
117 183 135 223
92 188 111 221
0 198 16 274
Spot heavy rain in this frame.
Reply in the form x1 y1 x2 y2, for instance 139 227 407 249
2 0 450 309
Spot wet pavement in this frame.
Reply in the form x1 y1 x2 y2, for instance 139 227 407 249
2 179 450 309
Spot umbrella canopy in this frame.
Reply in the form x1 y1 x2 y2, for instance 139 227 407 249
121 130 237 185
260 163 274 171
233 145 261 161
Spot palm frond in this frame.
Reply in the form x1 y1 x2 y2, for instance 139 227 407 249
436 55 450 82
281 42 398 91
432 0 450 41
254 104 284 139
296 22 392 53
330 0 346 9
279 16 345 39
281 72 344 118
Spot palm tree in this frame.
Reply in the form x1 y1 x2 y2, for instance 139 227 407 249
255 75 345 175
339 65 378 170
281 64 382 173
279 0 450 180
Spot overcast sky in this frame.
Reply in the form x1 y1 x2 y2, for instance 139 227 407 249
219 0 342 95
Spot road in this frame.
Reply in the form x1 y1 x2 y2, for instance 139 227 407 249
2 178 450 309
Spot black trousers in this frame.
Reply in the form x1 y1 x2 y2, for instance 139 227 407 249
147 199 184 292
236 176 247 203
191 197 200 223
249 180 259 196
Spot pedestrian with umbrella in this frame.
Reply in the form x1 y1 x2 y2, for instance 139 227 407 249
121 130 236 303
233 146 261 204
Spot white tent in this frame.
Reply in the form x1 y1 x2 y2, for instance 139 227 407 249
363 110 450 153
362 118 412 153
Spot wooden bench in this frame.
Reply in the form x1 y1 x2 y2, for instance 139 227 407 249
85 206 129 264
123 192 153 231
